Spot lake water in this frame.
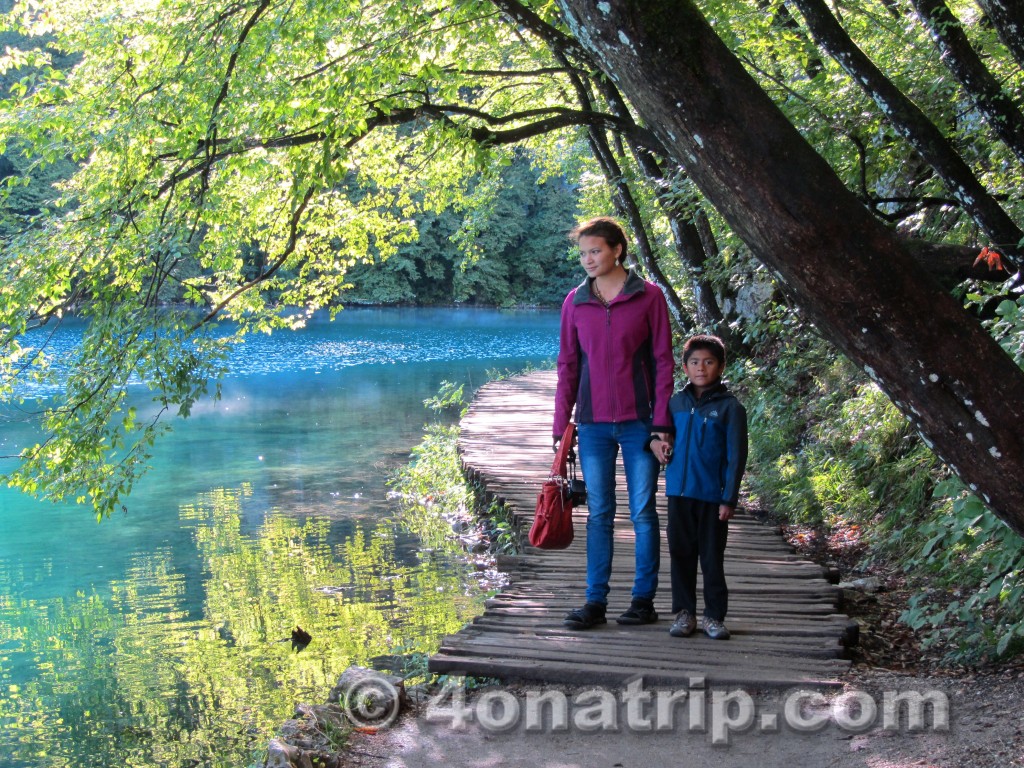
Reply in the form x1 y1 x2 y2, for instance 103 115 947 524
0 307 559 768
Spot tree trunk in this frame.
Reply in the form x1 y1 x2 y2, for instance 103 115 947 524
912 0 1024 165
788 0 1024 260
583 59 729 338
557 0 1024 535
584 130 691 328
542 29 690 327
760 0 825 80
599 84 732 340
975 0 1024 70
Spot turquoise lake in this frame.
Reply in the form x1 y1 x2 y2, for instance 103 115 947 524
0 307 559 767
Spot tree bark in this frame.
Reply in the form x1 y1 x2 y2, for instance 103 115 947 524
759 0 825 80
592 78 732 339
975 0 1024 70
557 0 1024 535
582 109 690 327
638 155 733 339
912 0 1024 165
788 0 1024 261
903 238 1012 290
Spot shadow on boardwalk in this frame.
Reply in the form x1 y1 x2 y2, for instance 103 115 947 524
429 370 856 688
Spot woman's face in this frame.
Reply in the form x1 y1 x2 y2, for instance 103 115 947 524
578 235 623 279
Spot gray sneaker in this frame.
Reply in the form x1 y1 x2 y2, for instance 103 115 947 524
669 610 696 637
703 617 730 640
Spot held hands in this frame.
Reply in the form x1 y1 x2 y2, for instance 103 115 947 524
649 433 672 465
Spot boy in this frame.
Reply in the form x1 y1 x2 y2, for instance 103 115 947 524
650 334 748 640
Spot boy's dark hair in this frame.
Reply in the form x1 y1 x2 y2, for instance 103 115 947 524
682 334 727 366
569 217 629 261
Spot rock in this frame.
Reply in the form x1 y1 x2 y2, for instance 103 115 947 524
838 576 884 593
262 704 351 768
329 665 407 728
277 718 304 741
405 683 434 707
262 665 410 767
265 738 302 768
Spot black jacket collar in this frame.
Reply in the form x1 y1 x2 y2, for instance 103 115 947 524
573 269 645 306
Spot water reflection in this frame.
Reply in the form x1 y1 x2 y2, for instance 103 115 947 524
0 487 487 768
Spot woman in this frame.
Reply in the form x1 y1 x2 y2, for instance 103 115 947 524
553 217 675 630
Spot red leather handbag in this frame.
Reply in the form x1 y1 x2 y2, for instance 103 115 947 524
528 423 579 549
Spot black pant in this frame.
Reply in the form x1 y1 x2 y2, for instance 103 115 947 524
666 496 729 620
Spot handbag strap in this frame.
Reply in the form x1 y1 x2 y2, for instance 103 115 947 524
567 445 579 481
551 423 576 476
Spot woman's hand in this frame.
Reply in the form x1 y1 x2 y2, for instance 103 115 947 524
554 432 578 453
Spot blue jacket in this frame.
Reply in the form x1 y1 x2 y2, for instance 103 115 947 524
663 381 748 507
554 270 675 437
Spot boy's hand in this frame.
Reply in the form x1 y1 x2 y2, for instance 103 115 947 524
718 504 734 521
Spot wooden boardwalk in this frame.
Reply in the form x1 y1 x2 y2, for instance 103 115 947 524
429 371 855 689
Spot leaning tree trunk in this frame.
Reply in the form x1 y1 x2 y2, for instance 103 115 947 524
557 0 1024 536
595 78 732 339
975 0 1024 71
912 0 1024 165
789 0 1024 261
549 37 690 327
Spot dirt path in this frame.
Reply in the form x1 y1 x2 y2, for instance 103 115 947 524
344 662 1024 767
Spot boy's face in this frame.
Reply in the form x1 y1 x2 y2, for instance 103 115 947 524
684 348 723 393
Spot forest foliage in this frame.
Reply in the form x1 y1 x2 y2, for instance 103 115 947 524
1 0 1023 662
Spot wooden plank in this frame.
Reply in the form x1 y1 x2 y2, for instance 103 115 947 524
468 617 856 645
432 637 851 676
444 628 848 660
428 654 845 689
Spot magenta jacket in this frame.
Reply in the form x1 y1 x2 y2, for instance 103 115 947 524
554 271 675 437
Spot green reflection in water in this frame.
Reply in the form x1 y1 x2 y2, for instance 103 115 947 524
0 483 483 768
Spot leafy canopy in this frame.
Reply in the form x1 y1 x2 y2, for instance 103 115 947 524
0 0 593 513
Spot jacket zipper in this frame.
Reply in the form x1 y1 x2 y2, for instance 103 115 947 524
680 405 695 491
605 302 618 420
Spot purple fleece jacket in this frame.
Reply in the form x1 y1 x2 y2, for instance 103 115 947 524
554 271 675 437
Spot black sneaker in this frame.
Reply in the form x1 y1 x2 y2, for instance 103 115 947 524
616 598 658 625
563 602 607 630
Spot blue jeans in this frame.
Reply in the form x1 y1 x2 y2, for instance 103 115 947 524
576 420 661 606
